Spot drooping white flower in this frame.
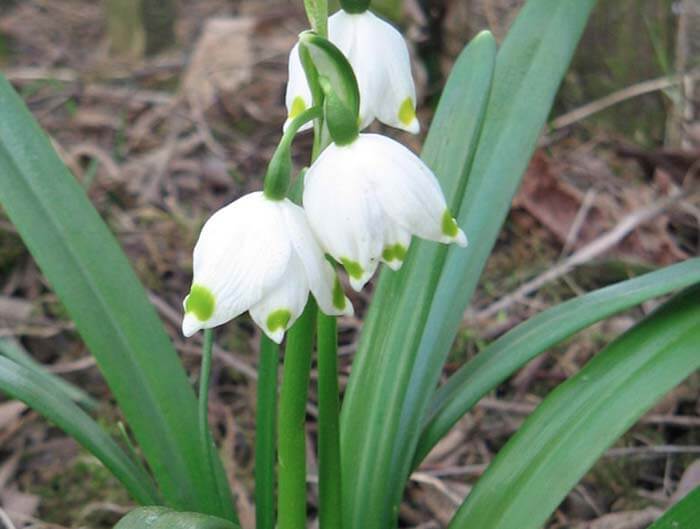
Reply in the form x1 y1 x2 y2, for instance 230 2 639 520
303 134 467 291
285 10 419 134
182 192 353 343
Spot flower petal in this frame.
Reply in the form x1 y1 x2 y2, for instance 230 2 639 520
380 221 412 271
284 42 314 132
303 141 385 290
249 253 310 343
358 134 467 246
281 200 354 316
183 192 292 335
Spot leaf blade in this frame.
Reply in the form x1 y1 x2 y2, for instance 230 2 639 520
447 286 700 529
415 258 700 465
0 75 235 518
0 356 160 505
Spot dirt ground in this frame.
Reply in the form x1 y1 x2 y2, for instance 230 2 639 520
0 0 699 528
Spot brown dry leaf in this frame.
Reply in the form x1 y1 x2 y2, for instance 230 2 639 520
0 297 33 324
1 488 40 524
181 17 255 111
0 402 27 431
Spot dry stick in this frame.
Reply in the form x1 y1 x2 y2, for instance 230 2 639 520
0 508 17 529
550 76 684 130
473 190 685 322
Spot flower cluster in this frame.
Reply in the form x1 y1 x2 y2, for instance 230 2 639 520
182 3 467 343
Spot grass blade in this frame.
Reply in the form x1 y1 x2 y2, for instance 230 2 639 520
646 486 700 529
415 258 700 465
0 356 160 505
0 75 235 518
448 285 700 529
0 337 98 410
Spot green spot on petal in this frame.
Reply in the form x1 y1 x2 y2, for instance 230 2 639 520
442 210 459 238
289 96 307 119
332 277 346 310
185 284 215 321
341 258 364 280
398 97 416 126
382 243 408 262
267 309 292 332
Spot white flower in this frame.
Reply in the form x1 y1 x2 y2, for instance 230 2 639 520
182 192 353 343
285 10 419 134
303 134 467 291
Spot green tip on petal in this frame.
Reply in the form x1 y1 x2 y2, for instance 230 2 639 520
267 309 292 332
382 243 408 263
441 210 460 238
398 98 416 127
340 258 364 280
332 276 346 310
289 96 307 119
184 284 215 321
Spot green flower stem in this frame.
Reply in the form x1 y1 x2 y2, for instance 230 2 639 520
278 301 317 529
263 106 322 201
317 313 343 529
256 335 280 529
303 0 328 37
198 328 222 515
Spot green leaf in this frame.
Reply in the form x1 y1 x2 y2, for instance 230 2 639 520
114 507 241 529
0 337 98 410
415 258 700 465
0 75 235 519
341 0 597 526
340 30 497 529
448 286 700 529
0 356 160 505
303 0 328 37
646 486 700 529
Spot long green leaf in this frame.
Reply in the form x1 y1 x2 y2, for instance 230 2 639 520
340 1 596 527
340 31 496 529
0 337 98 410
448 285 700 529
415 258 700 465
0 75 235 519
114 507 241 529
646 486 700 529
0 356 159 505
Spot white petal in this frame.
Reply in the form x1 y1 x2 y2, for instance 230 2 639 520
362 12 419 133
284 42 314 132
184 192 292 334
280 200 353 316
304 142 386 291
249 253 310 344
380 222 412 271
328 10 418 133
350 134 466 247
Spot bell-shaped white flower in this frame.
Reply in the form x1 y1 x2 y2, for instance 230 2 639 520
285 10 419 134
182 192 353 343
303 134 467 291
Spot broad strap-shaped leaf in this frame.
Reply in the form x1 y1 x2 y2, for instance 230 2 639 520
341 1 596 527
0 75 235 519
0 356 160 505
114 507 241 529
448 285 700 529
0 337 98 410
340 31 497 529
646 486 700 529
415 258 700 465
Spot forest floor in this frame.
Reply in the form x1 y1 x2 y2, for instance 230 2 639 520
0 0 698 528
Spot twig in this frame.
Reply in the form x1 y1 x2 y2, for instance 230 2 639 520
550 75 691 130
605 445 700 458
473 190 685 321
0 508 17 529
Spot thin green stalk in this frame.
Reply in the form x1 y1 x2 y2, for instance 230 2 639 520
256 335 280 529
278 301 317 529
199 328 221 515
317 313 342 529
